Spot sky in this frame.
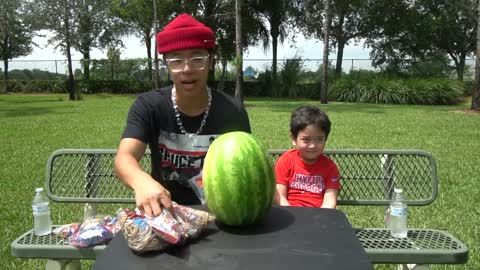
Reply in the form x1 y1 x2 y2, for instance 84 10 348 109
11 30 374 74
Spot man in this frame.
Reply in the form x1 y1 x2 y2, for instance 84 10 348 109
114 14 251 217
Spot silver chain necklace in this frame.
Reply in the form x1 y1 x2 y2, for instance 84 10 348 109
172 86 212 135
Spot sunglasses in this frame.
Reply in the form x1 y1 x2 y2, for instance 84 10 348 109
165 55 210 73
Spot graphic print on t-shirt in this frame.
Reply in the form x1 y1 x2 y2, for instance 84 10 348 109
289 174 326 194
157 130 218 188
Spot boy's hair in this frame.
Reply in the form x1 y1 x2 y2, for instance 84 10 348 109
290 106 331 139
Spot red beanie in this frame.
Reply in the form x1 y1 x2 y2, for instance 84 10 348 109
156 13 215 54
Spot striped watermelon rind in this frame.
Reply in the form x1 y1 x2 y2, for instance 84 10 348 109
203 131 275 226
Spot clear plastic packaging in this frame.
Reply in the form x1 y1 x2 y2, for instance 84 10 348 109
69 216 119 247
117 202 214 253
187 172 206 204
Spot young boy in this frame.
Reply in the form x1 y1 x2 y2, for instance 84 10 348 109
274 106 340 208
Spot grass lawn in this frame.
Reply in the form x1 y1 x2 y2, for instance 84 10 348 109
1 93 478 270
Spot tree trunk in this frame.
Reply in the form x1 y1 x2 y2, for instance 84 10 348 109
334 13 345 79
271 28 279 96
63 0 76 101
3 59 8 93
145 33 153 83
82 51 90 93
218 58 227 92
82 55 90 81
335 40 345 79
204 0 216 84
449 52 466 81
234 0 244 102
472 0 480 110
456 54 465 81
153 0 160 89
66 40 75 100
110 59 114 80
320 0 332 104
208 58 216 84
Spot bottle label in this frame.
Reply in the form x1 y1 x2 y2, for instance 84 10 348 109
32 203 49 214
390 206 407 216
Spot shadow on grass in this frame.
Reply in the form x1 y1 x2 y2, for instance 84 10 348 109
0 105 73 118
0 95 65 104
249 97 458 114
0 95 76 118
247 100 391 114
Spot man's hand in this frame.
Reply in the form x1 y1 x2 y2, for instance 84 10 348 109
115 138 174 217
133 176 173 216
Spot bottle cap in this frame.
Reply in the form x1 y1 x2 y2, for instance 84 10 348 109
394 188 403 193
35 187 44 193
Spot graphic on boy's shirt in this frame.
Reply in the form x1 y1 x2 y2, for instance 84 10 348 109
158 131 217 188
289 174 326 194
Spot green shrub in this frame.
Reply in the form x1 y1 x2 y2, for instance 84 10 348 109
280 58 304 98
300 83 321 100
330 78 464 105
463 80 474 96
78 79 155 94
257 69 274 97
0 79 67 93
403 79 463 105
346 69 382 81
208 81 269 97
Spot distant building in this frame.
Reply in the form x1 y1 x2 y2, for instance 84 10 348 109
244 69 257 79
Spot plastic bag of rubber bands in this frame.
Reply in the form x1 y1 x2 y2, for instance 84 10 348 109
52 215 120 247
116 202 215 253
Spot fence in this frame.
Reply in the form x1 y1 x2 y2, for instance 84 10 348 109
2 58 476 81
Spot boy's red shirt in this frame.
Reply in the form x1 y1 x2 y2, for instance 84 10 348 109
275 149 341 207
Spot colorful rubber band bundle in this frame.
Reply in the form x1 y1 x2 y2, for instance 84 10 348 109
117 202 214 253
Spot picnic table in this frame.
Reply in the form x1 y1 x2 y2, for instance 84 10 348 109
10 149 469 270
92 206 373 270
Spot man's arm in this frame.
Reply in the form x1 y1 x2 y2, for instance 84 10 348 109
115 138 173 216
321 189 338 209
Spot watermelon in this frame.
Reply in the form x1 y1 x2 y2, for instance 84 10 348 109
203 131 275 226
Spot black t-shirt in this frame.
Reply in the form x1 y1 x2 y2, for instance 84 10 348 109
121 86 251 205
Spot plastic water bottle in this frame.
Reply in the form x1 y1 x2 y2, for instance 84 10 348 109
384 206 391 229
32 187 52 236
389 188 408 238
83 203 98 221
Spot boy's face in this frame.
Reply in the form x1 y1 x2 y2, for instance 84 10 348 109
291 124 327 164
164 48 212 97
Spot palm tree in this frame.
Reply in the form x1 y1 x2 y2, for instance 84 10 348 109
234 0 243 101
473 0 480 110
253 0 292 94
321 0 332 104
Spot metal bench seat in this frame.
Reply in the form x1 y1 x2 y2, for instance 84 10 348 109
11 227 103 259
356 228 468 264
